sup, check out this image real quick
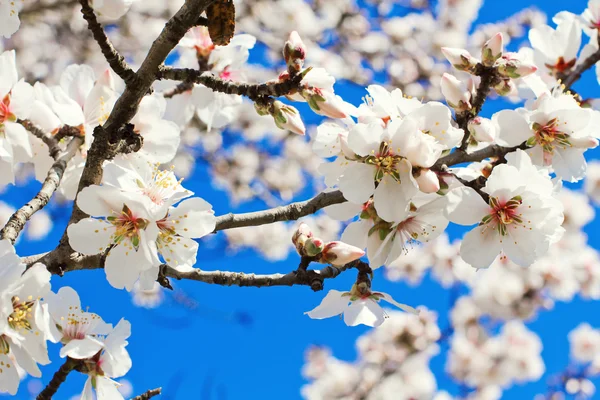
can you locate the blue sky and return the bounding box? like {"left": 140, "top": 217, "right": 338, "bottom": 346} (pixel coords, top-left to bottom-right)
{"left": 5, "top": 0, "right": 600, "bottom": 398}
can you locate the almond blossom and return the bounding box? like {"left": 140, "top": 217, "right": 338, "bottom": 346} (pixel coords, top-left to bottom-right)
{"left": 79, "top": 319, "right": 132, "bottom": 400}
{"left": 305, "top": 284, "right": 417, "bottom": 327}
{"left": 446, "top": 151, "right": 564, "bottom": 269}
{"left": 44, "top": 287, "right": 113, "bottom": 360}
{"left": 494, "top": 89, "right": 598, "bottom": 181}
{"left": 529, "top": 17, "right": 582, "bottom": 76}
{"left": 67, "top": 185, "right": 161, "bottom": 291}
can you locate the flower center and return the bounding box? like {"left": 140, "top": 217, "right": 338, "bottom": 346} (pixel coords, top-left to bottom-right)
{"left": 7, "top": 296, "right": 34, "bottom": 332}
{"left": 107, "top": 204, "right": 148, "bottom": 249}
{"left": 0, "top": 94, "right": 15, "bottom": 126}
{"left": 545, "top": 56, "right": 576, "bottom": 74}
{"left": 60, "top": 306, "right": 98, "bottom": 341}
{"left": 140, "top": 166, "right": 183, "bottom": 206}
{"left": 363, "top": 142, "right": 403, "bottom": 182}
{"left": 529, "top": 118, "right": 571, "bottom": 164}
{"left": 481, "top": 195, "right": 523, "bottom": 236}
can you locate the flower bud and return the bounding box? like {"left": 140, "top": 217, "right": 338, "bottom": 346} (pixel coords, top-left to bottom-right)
{"left": 414, "top": 169, "right": 440, "bottom": 193}
{"left": 468, "top": 117, "right": 496, "bottom": 142}
{"left": 302, "top": 87, "right": 348, "bottom": 119}
{"left": 497, "top": 54, "right": 538, "bottom": 79}
{"left": 441, "top": 47, "right": 479, "bottom": 73}
{"left": 292, "top": 222, "right": 313, "bottom": 246}
{"left": 441, "top": 73, "right": 471, "bottom": 111}
{"left": 320, "top": 241, "right": 365, "bottom": 266}
{"left": 304, "top": 237, "right": 325, "bottom": 257}
{"left": 271, "top": 101, "right": 306, "bottom": 135}
{"left": 482, "top": 32, "right": 503, "bottom": 66}
{"left": 283, "top": 31, "right": 307, "bottom": 74}
{"left": 493, "top": 78, "right": 516, "bottom": 96}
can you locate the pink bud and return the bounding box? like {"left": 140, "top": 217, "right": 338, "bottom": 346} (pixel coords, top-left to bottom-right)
{"left": 414, "top": 169, "right": 440, "bottom": 193}
{"left": 468, "top": 117, "right": 496, "bottom": 142}
{"left": 272, "top": 101, "right": 306, "bottom": 135}
{"left": 292, "top": 222, "right": 313, "bottom": 245}
{"left": 320, "top": 241, "right": 365, "bottom": 266}
{"left": 497, "top": 54, "right": 538, "bottom": 79}
{"left": 302, "top": 88, "right": 348, "bottom": 119}
{"left": 441, "top": 73, "right": 471, "bottom": 111}
{"left": 441, "top": 47, "right": 479, "bottom": 72}
{"left": 283, "top": 31, "right": 307, "bottom": 73}
{"left": 482, "top": 32, "right": 504, "bottom": 66}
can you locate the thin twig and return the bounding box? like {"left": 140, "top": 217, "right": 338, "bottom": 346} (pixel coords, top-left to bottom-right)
{"left": 562, "top": 47, "right": 600, "bottom": 89}
{"left": 79, "top": 0, "right": 137, "bottom": 85}
{"left": 131, "top": 387, "right": 162, "bottom": 400}
{"left": 36, "top": 357, "right": 80, "bottom": 400}
{"left": 0, "top": 137, "right": 83, "bottom": 244}
{"left": 157, "top": 66, "right": 304, "bottom": 100}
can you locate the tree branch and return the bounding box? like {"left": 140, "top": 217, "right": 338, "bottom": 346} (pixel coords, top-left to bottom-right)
{"left": 457, "top": 65, "right": 499, "bottom": 151}
{"left": 79, "top": 0, "right": 136, "bottom": 85}
{"left": 157, "top": 66, "right": 304, "bottom": 100}
{"left": 432, "top": 141, "right": 529, "bottom": 170}
{"left": 214, "top": 190, "right": 346, "bottom": 232}
{"left": 0, "top": 137, "right": 83, "bottom": 244}
{"left": 131, "top": 387, "right": 162, "bottom": 400}
{"left": 36, "top": 357, "right": 81, "bottom": 400}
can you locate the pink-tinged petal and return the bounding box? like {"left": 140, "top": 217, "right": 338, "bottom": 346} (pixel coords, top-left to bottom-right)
{"left": 343, "top": 299, "right": 385, "bottom": 327}
{"left": 67, "top": 219, "right": 113, "bottom": 255}
{"left": 460, "top": 225, "right": 502, "bottom": 269}
{"left": 379, "top": 293, "right": 418, "bottom": 314}
{"left": 59, "top": 337, "right": 104, "bottom": 359}
{"left": 446, "top": 186, "right": 490, "bottom": 225}
{"left": 169, "top": 197, "right": 216, "bottom": 238}
{"left": 0, "top": 354, "right": 19, "bottom": 394}
{"left": 347, "top": 122, "right": 382, "bottom": 156}
{"left": 338, "top": 163, "right": 375, "bottom": 204}
{"left": 305, "top": 290, "right": 349, "bottom": 319}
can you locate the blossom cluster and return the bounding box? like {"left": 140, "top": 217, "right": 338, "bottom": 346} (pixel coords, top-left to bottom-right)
{"left": 0, "top": 240, "right": 132, "bottom": 398}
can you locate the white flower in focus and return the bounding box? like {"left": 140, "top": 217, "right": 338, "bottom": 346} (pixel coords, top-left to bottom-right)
{"left": 44, "top": 287, "right": 113, "bottom": 359}
{"left": 305, "top": 285, "right": 417, "bottom": 327}
{"left": 67, "top": 185, "right": 161, "bottom": 291}
{"left": 446, "top": 151, "right": 564, "bottom": 269}
{"left": 80, "top": 319, "right": 132, "bottom": 400}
